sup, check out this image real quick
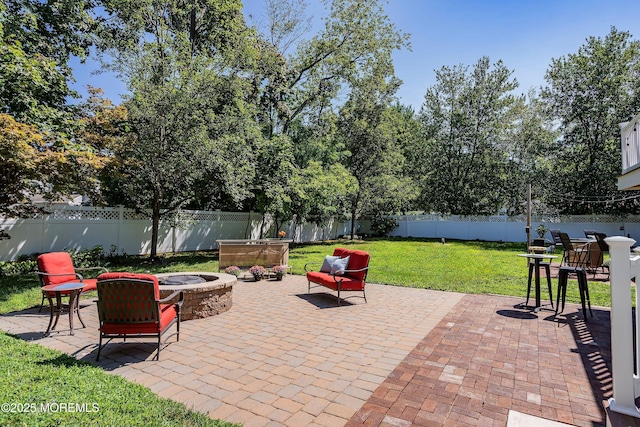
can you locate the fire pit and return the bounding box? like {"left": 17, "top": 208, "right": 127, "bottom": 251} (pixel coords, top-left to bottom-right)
{"left": 155, "top": 272, "right": 235, "bottom": 320}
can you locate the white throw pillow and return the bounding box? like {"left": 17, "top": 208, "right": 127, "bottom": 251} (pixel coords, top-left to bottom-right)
{"left": 320, "top": 255, "right": 341, "bottom": 273}
{"left": 330, "top": 256, "right": 350, "bottom": 275}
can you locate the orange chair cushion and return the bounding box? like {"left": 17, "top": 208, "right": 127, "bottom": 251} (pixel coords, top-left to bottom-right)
{"left": 100, "top": 303, "right": 177, "bottom": 335}
{"left": 97, "top": 272, "right": 160, "bottom": 299}
{"left": 37, "top": 252, "right": 77, "bottom": 286}
{"left": 306, "top": 271, "right": 365, "bottom": 291}
{"left": 333, "top": 247, "right": 351, "bottom": 259}
{"left": 344, "top": 250, "right": 370, "bottom": 281}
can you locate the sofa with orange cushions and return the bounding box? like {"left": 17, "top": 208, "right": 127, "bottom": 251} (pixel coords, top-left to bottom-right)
{"left": 304, "top": 248, "right": 370, "bottom": 306}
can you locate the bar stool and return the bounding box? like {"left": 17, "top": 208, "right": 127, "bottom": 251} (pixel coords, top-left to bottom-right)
{"left": 556, "top": 265, "right": 593, "bottom": 320}
{"left": 526, "top": 259, "right": 553, "bottom": 307}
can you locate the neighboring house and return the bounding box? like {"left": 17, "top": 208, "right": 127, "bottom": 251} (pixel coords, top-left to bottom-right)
{"left": 618, "top": 112, "right": 640, "bottom": 191}
{"left": 30, "top": 193, "right": 85, "bottom": 208}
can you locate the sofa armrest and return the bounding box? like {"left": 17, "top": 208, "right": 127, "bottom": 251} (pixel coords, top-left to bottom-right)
{"left": 331, "top": 266, "right": 369, "bottom": 283}
{"left": 35, "top": 271, "right": 84, "bottom": 281}
{"left": 341, "top": 266, "right": 369, "bottom": 274}
{"left": 304, "top": 262, "right": 322, "bottom": 273}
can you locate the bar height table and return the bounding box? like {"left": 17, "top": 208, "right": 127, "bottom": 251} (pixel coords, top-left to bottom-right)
{"left": 517, "top": 253, "right": 557, "bottom": 311}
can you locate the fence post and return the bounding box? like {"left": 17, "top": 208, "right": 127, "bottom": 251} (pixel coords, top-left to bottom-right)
{"left": 606, "top": 236, "right": 640, "bottom": 418}
{"left": 118, "top": 205, "right": 123, "bottom": 253}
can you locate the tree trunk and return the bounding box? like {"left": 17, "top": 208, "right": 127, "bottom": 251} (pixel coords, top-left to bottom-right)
{"left": 350, "top": 194, "right": 360, "bottom": 240}
{"left": 150, "top": 191, "right": 160, "bottom": 259}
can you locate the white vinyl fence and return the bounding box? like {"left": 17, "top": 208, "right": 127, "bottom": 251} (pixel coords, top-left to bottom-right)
{"left": 0, "top": 206, "right": 349, "bottom": 261}
{"left": 385, "top": 214, "right": 640, "bottom": 243}
{"left": 2, "top": 206, "right": 640, "bottom": 261}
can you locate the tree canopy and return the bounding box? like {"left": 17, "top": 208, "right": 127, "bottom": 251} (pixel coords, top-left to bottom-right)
{"left": 3, "top": 1, "right": 640, "bottom": 247}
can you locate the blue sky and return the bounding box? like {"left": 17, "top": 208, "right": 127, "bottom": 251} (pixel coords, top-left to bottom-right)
{"left": 70, "top": 0, "right": 640, "bottom": 110}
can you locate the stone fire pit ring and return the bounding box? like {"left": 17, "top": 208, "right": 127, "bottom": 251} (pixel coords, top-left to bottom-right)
{"left": 155, "top": 272, "right": 235, "bottom": 321}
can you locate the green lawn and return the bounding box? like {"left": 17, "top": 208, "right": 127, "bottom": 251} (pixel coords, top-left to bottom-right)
{"left": 0, "top": 237, "right": 617, "bottom": 426}
{"left": 287, "top": 238, "right": 614, "bottom": 308}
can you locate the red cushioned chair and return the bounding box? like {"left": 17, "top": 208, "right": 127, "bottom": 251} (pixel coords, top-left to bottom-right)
{"left": 36, "top": 252, "right": 107, "bottom": 312}
{"left": 95, "top": 272, "right": 183, "bottom": 361}
{"left": 305, "top": 248, "right": 370, "bottom": 306}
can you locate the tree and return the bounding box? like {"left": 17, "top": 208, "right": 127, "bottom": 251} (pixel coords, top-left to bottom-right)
{"left": 97, "top": 0, "right": 258, "bottom": 257}
{"left": 541, "top": 27, "right": 640, "bottom": 214}
{"left": 291, "top": 160, "right": 357, "bottom": 229}
{"left": 417, "top": 57, "right": 521, "bottom": 215}
{"left": 247, "top": 0, "right": 410, "bottom": 233}
{"left": 253, "top": 0, "right": 410, "bottom": 137}
{"left": 0, "top": 0, "right": 97, "bottom": 129}
{"left": 338, "top": 55, "right": 408, "bottom": 238}
{"left": 500, "top": 90, "right": 557, "bottom": 215}
{"left": 0, "top": 0, "right": 110, "bottom": 216}
{"left": 0, "top": 114, "right": 49, "bottom": 215}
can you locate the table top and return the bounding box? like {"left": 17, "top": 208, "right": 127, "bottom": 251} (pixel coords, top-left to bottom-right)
{"left": 518, "top": 253, "right": 558, "bottom": 259}
{"left": 42, "top": 282, "right": 85, "bottom": 292}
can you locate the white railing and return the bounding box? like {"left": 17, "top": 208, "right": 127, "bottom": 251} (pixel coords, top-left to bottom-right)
{"left": 606, "top": 236, "right": 640, "bottom": 418}
{"left": 621, "top": 116, "right": 640, "bottom": 174}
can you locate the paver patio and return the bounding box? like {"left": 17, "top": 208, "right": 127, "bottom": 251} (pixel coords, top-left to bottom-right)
{"left": 0, "top": 274, "right": 611, "bottom": 426}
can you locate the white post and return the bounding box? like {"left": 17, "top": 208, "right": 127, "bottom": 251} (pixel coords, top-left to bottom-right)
{"left": 606, "top": 236, "right": 640, "bottom": 418}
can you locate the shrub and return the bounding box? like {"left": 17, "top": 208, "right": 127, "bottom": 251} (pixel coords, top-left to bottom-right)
{"left": 68, "top": 245, "right": 106, "bottom": 268}
{"left": 0, "top": 259, "right": 37, "bottom": 276}
{"left": 370, "top": 215, "right": 399, "bottom": 237}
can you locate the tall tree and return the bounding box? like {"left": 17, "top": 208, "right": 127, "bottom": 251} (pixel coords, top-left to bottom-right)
{"left": 338, "top": 56, "right": 407, "bottom": 238}
{"left": 417, "top": 57, "right": 521, "bottom": 215}
{"left": 541, "top": 27, "right": 640, "bottom": 214}
{"left": 247, "top": 0, "right": 410, "bottom": 232}
{"left": 98, "top": 0, "right": 259, "bottom": 257}
{"left": 500, "top": 90, "right": 557, "bottom": 216}
{"left": 0, "top": 0, "right": 109, "bottom": 215}
{"left": 1, "top": 0, "right": 96, "bottom": 128}
{"left": 254, "top": 0, "right": 410, "bottom": 137}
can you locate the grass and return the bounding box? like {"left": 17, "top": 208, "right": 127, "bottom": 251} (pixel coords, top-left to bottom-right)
{"left": 287, "top": 238, "right": 615, "bottom": 308}
{"left": 0, "top": 332, "right": 236, "bottom": 427}
{"left": 0, "top": 254, "right": 236, "bottom": 427}
{"left": 0, "top": 237, "right": 619, "bottom": 426}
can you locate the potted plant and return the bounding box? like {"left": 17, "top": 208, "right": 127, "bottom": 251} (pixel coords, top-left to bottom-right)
{"left": 536, "top": 224, "right": 548, "bottom": 239}
{"left": 272, "top": 265, "right": 288, "bottom": 281}
{"left": 278, "top": 230, "right": 286, "bottom": 239}
{"left": 224, "top": 266, "right": 241, "bottom": 277}
{"left": 249, "top": 265, "right": 266, "bottom": 281}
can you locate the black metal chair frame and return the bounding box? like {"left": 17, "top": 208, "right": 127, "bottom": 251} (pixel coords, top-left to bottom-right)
{"left": 555, "top": 232, "right": 593, "bottom": 320}
{"left": 96, "top": 278, "right": 183, "bottom": 361}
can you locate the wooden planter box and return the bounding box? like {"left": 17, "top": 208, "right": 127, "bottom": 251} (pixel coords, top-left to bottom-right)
{"left": 217, "top": 239, "right": 292, "bottom": 270}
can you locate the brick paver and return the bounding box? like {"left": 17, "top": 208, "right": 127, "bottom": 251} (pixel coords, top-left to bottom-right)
{"left": 347, "top": 294, "right": 611, "bottom": 427}
{"left": 0, "top": 275, "right": 462, "bottom": 426}
{"left": 0, "top": 275, "right": 612, "bottom": 426}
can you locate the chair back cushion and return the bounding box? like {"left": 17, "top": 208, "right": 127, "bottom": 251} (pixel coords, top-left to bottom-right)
{"left": 332, "top": 247, "right": 351, "bottom": 258}
{"left": 330, "top": 248, "right": 370, "bottom": 281}
{"left": 346, "top": 250, "right": 370, "bottom": 281}
{"left": 96, "top": 273, "right": 161, "bottom": 324}
{"left": 37, "top": 252, "right": 76, "bottom": 286}
{"left": 558, "top": 232, "right": 574, "bottom": 251}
